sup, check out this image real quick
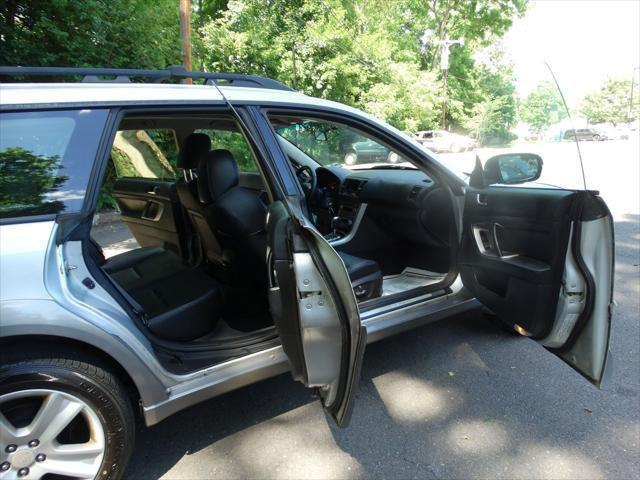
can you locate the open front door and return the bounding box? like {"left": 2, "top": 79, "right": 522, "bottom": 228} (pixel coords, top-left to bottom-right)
{"left": 266, "top": 201, "right": 366, "bottom": 426}
{"left": 460, "top": 178, "right": 614, "bottom": 386}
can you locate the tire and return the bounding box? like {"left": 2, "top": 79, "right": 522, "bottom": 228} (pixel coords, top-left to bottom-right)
{"left": 0, "top": 349, "right": 135, "bottom": 480}
{"left": 593, "top": 134, "right": 601, "bottom": 141}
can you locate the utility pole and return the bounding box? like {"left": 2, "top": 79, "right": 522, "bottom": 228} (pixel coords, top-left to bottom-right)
{"left": 433, "top": 34, "right": 463, "bottom": 130}
{"left": 179, "top": 0, "right": 192, "bottom": 83}
{"left": 291, "top": 45, "right": 298, "bottom": 89}
{"left": 627, "top": 66, "right": 639, "bottom": 127}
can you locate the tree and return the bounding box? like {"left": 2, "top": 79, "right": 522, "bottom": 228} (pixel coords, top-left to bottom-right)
{"left": 197, "top": 0, "right": 527, "bottom": 132}
{"left": 519, "top": 81, "right": 567, "bottom": 133}
{"left": 581, "top": 78, "right": 638, "bottom": 126}
{"left": 0, "top": 0, "right": 181, "bottom": 70}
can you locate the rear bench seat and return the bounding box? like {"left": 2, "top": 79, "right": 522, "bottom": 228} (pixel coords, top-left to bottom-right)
{"left": 102, "top": 247, "right": 223, "bottom": 341}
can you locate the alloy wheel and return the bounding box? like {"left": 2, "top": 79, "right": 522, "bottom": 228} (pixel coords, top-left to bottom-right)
{"left": 0, "top": 389, "right": 105, "bottom": 480}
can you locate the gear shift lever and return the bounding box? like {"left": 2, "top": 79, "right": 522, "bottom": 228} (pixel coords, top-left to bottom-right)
{"left": 331, "top": 216, "right": 341, "bottom": 237}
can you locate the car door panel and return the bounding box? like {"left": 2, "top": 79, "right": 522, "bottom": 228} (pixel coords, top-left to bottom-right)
{"left": 266, "top": 200, "right": 365, "bottom": 426}
{"left": 112, "top": 177, "right": 185, "bottom": 256}
{"left": 461, "top": 186, "right": 613, "bottom": 385}
{"left": 460, "top": 186, "right": 576, "bottom": 338}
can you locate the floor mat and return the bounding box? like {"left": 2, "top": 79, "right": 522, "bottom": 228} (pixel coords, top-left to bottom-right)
{"left": 382, "top": 267, "right": 446, "bottom": 296}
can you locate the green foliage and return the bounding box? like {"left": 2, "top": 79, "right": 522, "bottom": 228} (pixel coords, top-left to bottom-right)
{"left": 463, "top": 46, "right": 518, "bottom": 145}
{"left": 197, "top": 0, "right": 527, "bottom": 133}
{"left": 519, "top": 81, "right": 568, "bottom": 133}
{"left": 196, "top": 130, "right": 257, "bottom": 172}
{"left": 581, "top": 78, "right": 638, "bottom": 126}
{"left": 0, "top": 0, "right": 181, "bottom": 69}
{"left": 0, "top": 147, "right": 67, "bottom": 217}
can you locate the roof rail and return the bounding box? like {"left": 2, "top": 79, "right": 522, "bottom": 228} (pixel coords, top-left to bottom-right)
{"left": 0, "top": 66, "right": 295, "bottom": 92}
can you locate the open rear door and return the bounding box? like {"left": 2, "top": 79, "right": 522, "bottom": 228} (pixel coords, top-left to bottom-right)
{"left": 460, "top": 183, "right": 614, "bottom": 386}
{"left": 266, "top": 201, "right": 366, "bottom": 425}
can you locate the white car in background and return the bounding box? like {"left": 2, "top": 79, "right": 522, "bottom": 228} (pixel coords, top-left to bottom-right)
{"left": 414, "top": 130, "right": 476, "bottom": 153}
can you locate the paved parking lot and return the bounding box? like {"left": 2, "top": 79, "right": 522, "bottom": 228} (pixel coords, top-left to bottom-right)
{"left": 125, "top": 140, "right": 639, "bottom": 479}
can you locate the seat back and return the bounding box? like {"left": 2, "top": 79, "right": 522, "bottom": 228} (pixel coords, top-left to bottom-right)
{"left": 176, "top": 133, "right": 227, "bottom": 265}
{"left": 198, "top": 149, "right": 268, "bottom": 286}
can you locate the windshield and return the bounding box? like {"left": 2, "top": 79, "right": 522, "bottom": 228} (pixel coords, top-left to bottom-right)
{"left": 275, "top": 118, "right": 413, "bottom": 169}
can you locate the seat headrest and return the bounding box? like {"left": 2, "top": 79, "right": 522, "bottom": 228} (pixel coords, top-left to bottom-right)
{"left": 178, "top": 133, "right": 211, "bottom": 169}
{"left": 197, "top": 149, "right": 239, "bottom": 203}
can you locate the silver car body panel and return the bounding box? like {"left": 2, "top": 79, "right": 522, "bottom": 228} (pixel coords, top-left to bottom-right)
{"left": 0, "top": 219, "right": 477, "bottom": 426}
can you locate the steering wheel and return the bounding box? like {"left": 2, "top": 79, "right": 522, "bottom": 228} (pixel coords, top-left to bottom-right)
{"left": 295, "top": 165, "right": 317, "bottom": 200}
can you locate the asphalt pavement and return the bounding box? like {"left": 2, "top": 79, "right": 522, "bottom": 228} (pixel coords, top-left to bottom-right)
{"left": 124, "top": 140, "right": 639, "bottom": 479}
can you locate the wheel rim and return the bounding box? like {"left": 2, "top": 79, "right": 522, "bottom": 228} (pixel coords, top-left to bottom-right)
{"left": 0, "top": 389, "right": 105, "bottom": 480}
{"left": 344, "top": 152, "right": 357, "bottom": 165}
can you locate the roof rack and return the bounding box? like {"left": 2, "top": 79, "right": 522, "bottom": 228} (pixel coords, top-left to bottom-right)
{"left": 0, "top": 66, "right": 295, "bottom": 92}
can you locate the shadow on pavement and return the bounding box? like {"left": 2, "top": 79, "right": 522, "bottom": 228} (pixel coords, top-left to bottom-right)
{"left": 126, "top": 214, "right": 639, "bottom": 479}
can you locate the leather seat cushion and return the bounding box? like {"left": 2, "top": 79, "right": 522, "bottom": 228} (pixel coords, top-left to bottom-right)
{"left": 103, "top": 246, "right": 185, "bottom": 292}
{"left": 338, "top": 251, "right": 381, "bottom": 282}
{"left": 103, "top": 246, "right": 223, "bottom": 341}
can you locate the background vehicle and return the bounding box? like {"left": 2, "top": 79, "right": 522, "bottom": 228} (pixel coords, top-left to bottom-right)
{"left": 0, "top": 66, "right": 614, "bottom": 480}
{"left": 563, "top": 128, "right": 607, "bottom": 141}
{"left": 414, "top": 130, "right": 476, "bottom": 152}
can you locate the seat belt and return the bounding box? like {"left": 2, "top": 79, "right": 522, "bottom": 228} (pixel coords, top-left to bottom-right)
{"left": 108, "top": 278, "right": 149, "bottom": 325}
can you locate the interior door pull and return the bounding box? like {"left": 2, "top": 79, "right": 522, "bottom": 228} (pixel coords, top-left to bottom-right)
{"left": 476, "top": 194, "right": 488, "bottom": 206}
{"left": 147, "top": 186, "right": 159, "bottom": 195}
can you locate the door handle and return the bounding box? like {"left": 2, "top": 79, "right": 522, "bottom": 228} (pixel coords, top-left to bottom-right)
{"left": 472, "top": 222, "right": 510, "bottom": 258}
{"left": 476, "top": 193, "right": 488, "bottom": 206}
{"left": 147, "top": 186, "right": 159, "bottom": 195}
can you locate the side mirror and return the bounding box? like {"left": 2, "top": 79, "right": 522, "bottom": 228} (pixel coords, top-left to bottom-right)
{"left": 482, "top": 153, "right": 543, "bottom": 185}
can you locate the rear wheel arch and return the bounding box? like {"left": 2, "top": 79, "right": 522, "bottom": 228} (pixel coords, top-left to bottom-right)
{"left": 0, "top": 335, "right": 141, "bottom": 412}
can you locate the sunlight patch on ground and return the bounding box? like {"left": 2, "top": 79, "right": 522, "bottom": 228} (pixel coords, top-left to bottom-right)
{"left": 372, "top": 370, "right": 462, "bottom": 424}
{"left": 160, "top": 402, "right": 363, "bottom": 480}
{"left": 497, "top": 443, "right": 605, "bottom": 479}
{"left": 447, "top": 420, "right": 510, "bottom": 455}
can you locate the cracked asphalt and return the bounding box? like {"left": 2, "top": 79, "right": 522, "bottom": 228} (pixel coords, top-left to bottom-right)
{"left": 124, "top": 141, "right": 639, "bottom": 479}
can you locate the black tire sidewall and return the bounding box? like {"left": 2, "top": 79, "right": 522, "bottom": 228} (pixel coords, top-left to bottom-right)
{"left": 0, "top": 363, "right": 133, "bottom": 480}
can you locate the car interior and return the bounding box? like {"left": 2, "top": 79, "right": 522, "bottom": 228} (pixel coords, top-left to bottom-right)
{"left": 88, "top": 112, "right": 457, "bottom": 370}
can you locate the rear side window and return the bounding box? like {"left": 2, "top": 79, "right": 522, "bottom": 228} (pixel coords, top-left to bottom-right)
{"left": 111, "top": 129, "right": 178, "bottom": 180}
{"left": 0, "top": 109, "right": 109, "bottom": 220}
{"left": 195, "top": 129, "right": 258, "bottom": 172}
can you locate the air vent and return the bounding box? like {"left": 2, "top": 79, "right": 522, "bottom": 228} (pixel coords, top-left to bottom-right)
{"left": 342, "top": 178, "right": 368, "bottom": 197}
{"left": 409, "top": 185, "right": 423, "bottom": 199}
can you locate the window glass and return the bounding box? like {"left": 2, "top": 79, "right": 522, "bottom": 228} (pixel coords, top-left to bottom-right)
{"left": 0, "top": 109, "right": 109, "bottom": 219}
{"left": 194, "top": 129, "right": 257, "bottom": 172}
{"left": 111, "top": 129, "right": 178, "bottom": 180}
{"left": 272, "top": 118, "right": 408, "bottom": 169}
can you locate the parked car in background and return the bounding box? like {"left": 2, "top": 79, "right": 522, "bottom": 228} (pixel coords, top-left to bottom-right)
{"left": 414, "top": 130, "right": 476, "bottom": 153}
{"left": 342, "top": 137, "right": 398, "bottom": 165}
{"left": 563, "top": 128, "right": 607, "bottom": 141}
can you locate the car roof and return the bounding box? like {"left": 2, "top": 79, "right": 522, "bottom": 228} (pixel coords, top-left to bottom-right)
{"left": 0, "top": 82, "right": 348, "bottom": 111}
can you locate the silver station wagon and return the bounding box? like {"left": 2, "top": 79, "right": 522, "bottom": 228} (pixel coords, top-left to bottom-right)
{"left": 0, "top": 66, "right": 614, "bottom": 480}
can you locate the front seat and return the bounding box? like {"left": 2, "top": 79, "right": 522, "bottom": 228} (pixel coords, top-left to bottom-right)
{"left": 176, "top": 133, "right": 230, "bottom": 268}
{"left": 337, "top": 251, "right": 383, "bottom": 301}
{"left": 198, "top": 149, "right": 383, "bottom": 300}
{"left": 198, "top": 149, "right": 268, "bottom": 286}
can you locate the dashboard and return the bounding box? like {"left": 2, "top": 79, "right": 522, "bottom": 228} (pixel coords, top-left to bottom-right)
{"left": 312, "top": 165, "right": 451, "bottom": 249}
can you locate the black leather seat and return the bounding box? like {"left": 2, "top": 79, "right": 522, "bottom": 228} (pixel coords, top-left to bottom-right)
{"left": 196, "top": 149, "right": 383, "bottom": 298}
{"left": 176, "top": 133, "right": 228, "bottom": 266}
{"left": 198, "top": 149, "right": 268, "bottom": 286}
{"left": 337, "top": 251, "right": 383, "bottom": 301}
{"left": 103, "top": 247, "right": 223, "bottom": 341}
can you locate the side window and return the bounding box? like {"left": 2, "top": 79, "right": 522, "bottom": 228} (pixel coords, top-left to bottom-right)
{"left": 0, "top": 109, "right": 109, "bottom": 219}
{"left": 195, "top": 129, "right": 257, "bottom": 172}
{"left": 273, "top": 117, "right": 406, "bottom": 167}
{"left": 111, "top": 129, "right": 178, "bottom": 180}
